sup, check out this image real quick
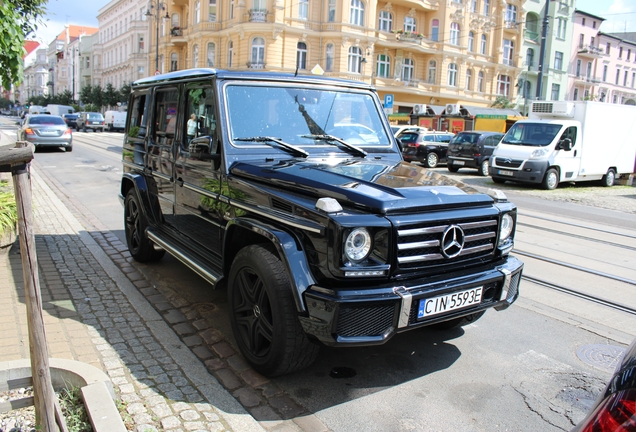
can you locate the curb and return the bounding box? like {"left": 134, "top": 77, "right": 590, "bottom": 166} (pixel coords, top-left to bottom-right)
{"left": 0, "top": 358, "right": 125, "bottom": 431}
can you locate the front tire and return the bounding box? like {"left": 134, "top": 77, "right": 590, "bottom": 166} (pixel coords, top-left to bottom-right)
{"left": 124, "top": 190, "right": 165, "bottom": 262}
{"left": 228, "top": 244, "right": 319, "bottom": 376}
{"left": 542, "top": 168, "right": 559, "bottom": 190}
{"left": 602, "top": 169, "right": 616, "bottom": 187}
{"left": 492, "top": 177, "right": 506, "bottom": 184}
{"left": 447, "top": 165, "right": 459, "bottom": 173}
{"left": 479, "top": 159, "right": 489, "bottom": 177}
{"left": 426, "top": 152, "right": 439, "bottom": 168}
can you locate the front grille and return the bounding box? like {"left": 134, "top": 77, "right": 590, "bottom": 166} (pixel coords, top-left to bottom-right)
{"left": 396, "top": 217, "right": 498, "bottom": 271}
{"left": 495, "top": 157, "right": 523, "bottom": 168}
{"left": 506, "top": 271, "right": 521, "bottom": 301}
{"left": 336, "top": 303, "right": 395, "bottom": 337}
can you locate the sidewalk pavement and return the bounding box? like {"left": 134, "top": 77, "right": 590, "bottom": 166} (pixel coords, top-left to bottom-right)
{"left": 0, "top": 134, "right": 263, "bottom": 430}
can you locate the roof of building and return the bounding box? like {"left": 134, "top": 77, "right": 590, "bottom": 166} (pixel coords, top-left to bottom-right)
{"left": 23, "top": 40, "right": 40, "bottom": 58}
{"left": 54, "top": 25, "right": 99, "bottom": 44}
{"left": 574, "top": 9, "right": 606, "bottom": 22}
{"left": 606, "top": 32, "right": 636, "bottom": 43}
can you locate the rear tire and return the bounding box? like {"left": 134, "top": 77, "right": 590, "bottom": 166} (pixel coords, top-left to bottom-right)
{"left": 479, "top": 159, "right": 489, "bottom": 177}
{"left": 82, "top": 125, "right": 86, "bottom": 132}
{"left": 228, "top": 244, "right": 320, "bottom": 376}
{"left": 124, "top": 190, "right": 165, "bottom": 262}
{"left": 542, "top": 168, "right": 559, "bottom": 190}
{"left": 447, "top": 165, "right": 459, "bottom": 173}
{"left": 426, "top": 152, "right": 439, "bottom": 168}
{"left": 431, "top": 311, "right": 486, "bottom": 330}
{"left": 66, "top": 145, "right": 73, "bottom": 152}
{"left": 602, "top": 169, "right": 616, "bottom": 187}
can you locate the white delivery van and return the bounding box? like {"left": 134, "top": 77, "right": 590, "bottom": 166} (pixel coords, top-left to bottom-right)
{"left": 104, "top": 110, "right": 127, "bottom": 132}
{"left": 28, "top": 105, "right": 45, "bottom": 114}
{"left": 45, "top": 104, "right": 75, "bottom": 116}
{"left": 489, "top": 101, "right": 636, "bottom": 189}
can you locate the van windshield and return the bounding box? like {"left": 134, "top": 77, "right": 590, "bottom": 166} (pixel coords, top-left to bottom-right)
{"left": 225, "top": 83, "right": 390, "bottom": 148}
{"left": 502, "top": 123, "right": 562, "bottom": 146}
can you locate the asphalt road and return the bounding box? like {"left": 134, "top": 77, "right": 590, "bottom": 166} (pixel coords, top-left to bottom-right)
{"left": 3, "top": 121, "right": 634, "bottom": 431}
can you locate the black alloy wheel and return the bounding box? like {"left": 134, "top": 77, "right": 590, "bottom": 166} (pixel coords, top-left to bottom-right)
{"left": 124, "top": 190, "right": 165, "bottom": 262}
{"left": 228, "top": 244, "right": 319, "bottom": 376}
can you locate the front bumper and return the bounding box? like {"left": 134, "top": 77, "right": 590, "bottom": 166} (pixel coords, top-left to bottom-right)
{"left": 299, "top": 256, "right": 523, "bottom": 346}
{"left": 489, "top": 160, "right": 549, "bottom": 184}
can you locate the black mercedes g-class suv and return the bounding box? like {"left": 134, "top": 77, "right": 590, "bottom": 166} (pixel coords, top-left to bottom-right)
{"left": 120, "top": 69, "right": 523, "bottom": 376}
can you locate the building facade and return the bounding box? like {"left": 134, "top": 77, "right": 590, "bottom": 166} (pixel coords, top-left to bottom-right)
{"left": 20, "top": 47, "right": 49, "bottom": 103}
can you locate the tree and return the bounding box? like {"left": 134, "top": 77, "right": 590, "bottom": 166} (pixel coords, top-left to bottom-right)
{"left": 89, "top": 85, "right": 104, "bottom": 109}
{"left": 0, "top": 0, "right": 46, "bottom": 88}
{"left": 55, "top": 90, "right": 74, "bottom": 105}
{"left": 103, "top": 83, "right": 119, "bottom": 108}
{"left": 119, "top": 83, "right": 131, "bottom": 104}
{"left": 79, "top": 84, "right": 93, "bottom": 106}
{"left": 491, "top": 96, "right": 514, "bottom": 109}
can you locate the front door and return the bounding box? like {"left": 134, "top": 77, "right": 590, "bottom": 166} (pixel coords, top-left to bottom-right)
{"left": 553, "top": 126, "right": 581, "bottom": 181}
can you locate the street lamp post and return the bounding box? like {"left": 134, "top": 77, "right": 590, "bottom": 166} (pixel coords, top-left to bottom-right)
{"left": 145, "top": 1, "right": 169, "bottom": 75}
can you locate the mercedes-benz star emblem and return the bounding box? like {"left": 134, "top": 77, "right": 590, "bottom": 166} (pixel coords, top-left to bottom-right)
{"left": 441, "top": 225, "right": 465, "bottom": 258}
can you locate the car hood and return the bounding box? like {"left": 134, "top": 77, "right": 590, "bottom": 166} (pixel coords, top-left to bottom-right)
{"left": 230, "top": 159, "right": 494, "bottom": 214}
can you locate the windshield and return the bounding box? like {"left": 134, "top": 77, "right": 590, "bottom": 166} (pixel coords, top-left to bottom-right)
{"left": 225, "top": 84, "right": 391, "bottom": 148}
{"left": 502, "top": 123, "right": 562, "bottom": 146}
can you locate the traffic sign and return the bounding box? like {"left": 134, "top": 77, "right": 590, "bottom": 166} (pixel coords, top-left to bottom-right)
{"left": 384, "top": 94, "right": 394, "bottom": 109}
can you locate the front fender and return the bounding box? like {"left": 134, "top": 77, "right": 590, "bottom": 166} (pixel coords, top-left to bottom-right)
{"left": 226, "top": 218, "right": 316, "bottom": 313}
{"left": 120, "top": 172, "right": 161, "bottom": 226}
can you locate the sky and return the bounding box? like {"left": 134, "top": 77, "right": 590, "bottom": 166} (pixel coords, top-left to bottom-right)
{"left": 28, "top": 0, "right": 636, "bottom": 45}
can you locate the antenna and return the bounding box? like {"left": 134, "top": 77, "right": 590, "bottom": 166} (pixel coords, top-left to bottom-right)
{"left": 295, "top": 65, "right": 299, "bottom": 77}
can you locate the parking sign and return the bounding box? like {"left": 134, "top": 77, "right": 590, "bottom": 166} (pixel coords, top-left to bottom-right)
{"left": 384, "top": 94, "right": 394, "bottom": 109}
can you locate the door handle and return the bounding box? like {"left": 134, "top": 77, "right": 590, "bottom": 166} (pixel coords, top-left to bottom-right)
{"left": 574, "top": 150, "right": 577, "bottom": 157}
{"left": 176, "top": 177, "right": 184, "bottom": 187}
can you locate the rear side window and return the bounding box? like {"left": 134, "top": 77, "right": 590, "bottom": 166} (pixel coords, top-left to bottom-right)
{"left": 153, "top": 88, "right": 179, "bottom": 145}
{"left": 398, "top": 133, "right": 418, "bottom": 144}
{"left": 423, "top": 135, "right": 436, "bottom": 141}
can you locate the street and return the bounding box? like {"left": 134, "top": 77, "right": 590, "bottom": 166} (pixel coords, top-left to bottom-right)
{"left": 2, "top": 120, "right": 635, "bottom": 431}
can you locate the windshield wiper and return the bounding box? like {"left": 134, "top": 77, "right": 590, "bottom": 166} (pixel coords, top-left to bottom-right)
{"left": 234, "top": 136, "right": 309, "bottom": 158}
{"left": 301, "top": 134, "right": 367, "bottom": 158}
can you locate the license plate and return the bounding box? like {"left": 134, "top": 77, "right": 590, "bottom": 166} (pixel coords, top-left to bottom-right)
{"left": 92, "top": 122, "right": 101, "bottom": 125}
{"left": 453, "top": 160, "right": 465, "bottom": 166}
{"left": 498, "top": 170, "right": 514, "bottom": 176}
{"left": 40, "top": 130, "right": 57, "bottom": 136}
{"left": 417, "top": 287, "right": 483, "bottom": 319}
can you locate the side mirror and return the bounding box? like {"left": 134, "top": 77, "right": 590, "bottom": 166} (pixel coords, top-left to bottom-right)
{"left": 558, "top": 138, "right": 573, "bottom": 151}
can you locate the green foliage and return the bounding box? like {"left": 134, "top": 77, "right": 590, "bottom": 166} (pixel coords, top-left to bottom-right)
{"left": 82, "top": 103, "right": 100, "bottom": 113}
{"left": 119, "top": 83, "right": 131, "bottom": 104}
{"left": 58, "top": 385, "right": 92, "bottom": 432}
{"left": 89, "top": 85, "right": 104, "bottom": 109}
{"left": 491, "top": 96, "right": 514, "bottom": 109}
{"left": 0, "top": 97, "right": 11, "bottom": 109}
{"left": 79, "top": 84, "right": 93, "bottom": 105}
{"left": 0, "top": 187, "right": 18, "bottom": 236}
{"left": 0, "top": 0, "right": 47, "bottom": 88}
{"left": 103, "top": 83, "right": 119, "bottom": 107}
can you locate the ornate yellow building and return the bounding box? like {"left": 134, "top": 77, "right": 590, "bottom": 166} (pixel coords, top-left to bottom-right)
{"left": 152, "top": 0, "right": 524, "bottom": 117}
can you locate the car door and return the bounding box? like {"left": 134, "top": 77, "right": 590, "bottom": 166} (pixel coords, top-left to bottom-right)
{"left": 147, "top": 86, "right": 180, "bottom": 228}
{"left": 553, "top": 126, "right": 581, "bottom": 181}
{"left": 174, "top": 82, "right": 223, "bottom": 261}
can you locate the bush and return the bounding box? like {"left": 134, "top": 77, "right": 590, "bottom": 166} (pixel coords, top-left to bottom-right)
{"left": 0, "top": 181, "right": 17, "bottom": 236}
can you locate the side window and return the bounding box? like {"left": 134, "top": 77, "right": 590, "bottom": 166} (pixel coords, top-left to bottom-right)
{"left": 153, "top": 88, "right": 179, "bottom": 146}
{"left": 560, "top": 126, "right": 577, "bottom": 147}
{"left": 128, "top": 94, "right": 148, "bottom": 137}
{"left": 185, "top": 85, "right": 217, "bottom": 149}
{"left": 423, "top": 135, "right": 435, "bottom": 141}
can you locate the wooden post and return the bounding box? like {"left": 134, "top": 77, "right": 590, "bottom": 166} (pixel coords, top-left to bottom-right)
{"left": 1, "top": 142, "right": 60, "bottom": 431}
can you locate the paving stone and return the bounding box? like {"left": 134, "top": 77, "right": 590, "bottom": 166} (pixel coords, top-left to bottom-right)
{"left": 183, "top": 421, "right": 205, "bottom": 431}
{"left": 192, "top": 345, "right": 214, "bottom": 360}
{"left": 268, "top": 394, "right": 307, "bottom": 418}
{"left": 163, "top": 309, "right": 187, "bottom": 324}
{"left": 211, "top": 342, "right": 235, "bottom": 359}
{"left": 214, "top": 369, "right": 242, "bottom": 390}
{"left": 199, "top": 328, "right": 223, "bottom": 345}
{"left": 180, "top": 410, "right": 201, "bottom": 421}
{"left": 127, "top": 402, "right": 147, "bottom": 415}
{"left": 151, "top": 403, "right": 174, "bottom": 418}
{"left": 191, "top": 319, "right": 210, "bottom": 331}
{"left": 232, "top": 387, "right": 262, "bottom": 408}
{"left": 161, "top": 416, "right": 182, "bottom": 429}
{"left": 293, "top": 415, "right": 329, "bottom": 432}
{"left": 249, "top": 405, "right": 283, "bottom": 422}
{"left": 204, "top": 358, "right": 225, "bottom": 371}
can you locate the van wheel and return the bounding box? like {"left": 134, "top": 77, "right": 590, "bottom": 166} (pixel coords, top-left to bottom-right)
{"left": 492, "top": 177, "right": 506, "bottom": 184}
{"left": 228, "top": 244, "right": 320, "bottom": 377}
{"left": 479, "top": 160, "right": 490, "bottom": 176}
{"left": 431, "top": 311, "right": 485, "bottom": 330}
{"left": 447, "top": 165, "right": 459, "bottom": 173}
{"left": 542, "top": 168, "right": 559, "bottom": 190}
{"left": 426, "top": 152, "right": 439, "bottom": 168}
{"left": 602, "top": 169, "right": 616, "bottom": 187}
{"left": 124, "top": 190, "right": 165, "bottom": 262}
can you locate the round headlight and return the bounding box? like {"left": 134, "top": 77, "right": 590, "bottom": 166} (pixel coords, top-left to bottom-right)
{"left": 344, "top": 228, "right": 372, "bottom": 262}
{"left": 499, "top": 213, "right": 514, "bottom": 243}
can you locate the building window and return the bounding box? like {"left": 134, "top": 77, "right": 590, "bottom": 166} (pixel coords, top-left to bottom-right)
{"left": 616, "top": 68, "right": 620, "bottom": 85}
{"left": 505, "top": 4, "right": 517, "bottom": 23}
{"left": 172, "top": 13, "right": 179, "bottom": 27}
{"left": 326, "top": 43, "right": 334, "bottom": 71}
{"left": 480, "top": 34, "right": 487, "bottom": 55}
{"left": 606, "top": 43, "right": 611, "bottom": 55}
{"left": 586, "top": 62, "right": 592, "bottom": 79}
{"left": 613, "top": 94, "right": 618, "bottom": 104}
{"left": 428, "top": 60, "right": 436, "bottom": 84}
{"left": 483, "top": 0, "right": 489, "bottom": 15}
{"left": 624, "top": 70, "right": 629, "bottom": 86}
{"left": 478, "top": 71, "right": 484, "bottom": 92}
{"left": 376, "top": 54, "right": 390, "bottom": 78}
{"left": 465, "top": 69, "right": 472, "bottom": 90}
{"left": 296, "top": 42, "right": 307, "bottom": 69}
{"left": 348, "top": 46, "right": 363, "bottom": 73}
{"left": 228, "top": 40, "right": 233, "bottom": 67}
{"left": 468, "top": 31, "right": 474, "bottom": 52}
{"left": 230, "top": 0, "right": 234, "bottom": 19}
{"left": 402, "top": 58, "right": 414, "bottom": 81}
{"left": 525, "top": 48, "right": 534, "bottom": 68}
{"left": 619, "top": 47, "right": 623, "bottom": 58}
{"left": 575, "top": 59, "right": 581, "bottom": 77}
{"left": 556, "top": 18, "right": 566, "bottom": 39}
{"left": 431, "top": 19, "right": 439, "bottom": 41}
{"left": 554, "top": 51, "right": 563, "bottom": 70}
{"left": 582, "top": 18, "right": 586, "bottom": 26}
{"left": 579, "top": 34, "right": 584, "bottom": 48}
{"left": 628, "top": 49, "right": 632, "bottom": 61}
{"left": 470, "top": 0, "right": 477, "bottom": 13}
{"left": 193, "top": 45, "right": 198, "bottom": 67}
{"left": 138, "top": 36, "right": 144, "bottom": 52}
{"left": 497, "top": 74, "right": 511, "bottom": 96}
{"left": 378, "top": 11, "right": 392, "bottom": 32}
{"left": 170, "top": 53, "right": 178, "bottom": 71}
{"left": 299, "top": 0, "right": 308, "bottom": 20}
{"left": 207, "top": 43, "right": 215, "bottom": 67}
{"left": 251, "top": 37, "right": 265, "bottom": 65}
{"left": 447, "top": 63, "right": 457, "bottom": 87}
{"left": 209, "top": 0, "right": 217, "bottom": 21}
{"left": 503, "top": 39, "right": 514, "bottom": 65}
{"left": 350, "top": 0, "right": 364, "bottom": 27}
{"left": 404, "top": 16, "right": 416, "bottom": 33}
{"left": 450, "top": 23, "right": 460, "bottom": 45}
{"left": 603, "top": 65, "right": 608, "bottom": 81}
{"left": 328, "top": 0, "right": 336, "bottom": 22}
{"left": 551, "top": 83, "right": 560, "bottom": 100}
{"left": 573, "top": 88, "right": 579, "bottom": 100}
{"left": 194, "top": 1, "right": 200, "bottom": 23}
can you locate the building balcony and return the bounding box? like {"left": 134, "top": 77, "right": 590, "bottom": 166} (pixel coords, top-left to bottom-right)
{"left": 524, "top": 30, "right": 539, "bottom": 44}
{"left": 504, "top": 21, "right": 519, "bottom": 32}
{"left": 247, "top": 61, "right": 266, "bottom": 69}
{"left": 573, "top": 74, "right": 601, "bottom": 84}
{"left": 249, "top": 9, "right": 267, "bottom": 22}
{"left": 577, "top": 44, "right": 605, "bottom": 58}
{"left": 170, "top": 27, "right": 187, "bottom": 45}
{"left": 380, "top": 0, "right": 438, "bottom": 11}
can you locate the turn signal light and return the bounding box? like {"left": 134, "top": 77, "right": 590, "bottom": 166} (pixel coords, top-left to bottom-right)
{"left": 24, "top": 128, "right": 35, "bottom": 135}
{"left": 581, "top": 389, "right": 636, "bottom": 432}
{"left": 63, "top": 128, "right": 72, "bottom": 135}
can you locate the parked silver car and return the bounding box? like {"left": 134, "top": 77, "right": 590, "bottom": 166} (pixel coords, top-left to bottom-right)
{"left": 16, "top": 114, "right": 73, "bottom": 152}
